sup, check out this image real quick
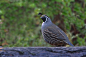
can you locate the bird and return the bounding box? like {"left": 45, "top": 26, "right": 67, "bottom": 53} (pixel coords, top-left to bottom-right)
{"left": 38, "top": 13, "right": 74, "bottom": 47}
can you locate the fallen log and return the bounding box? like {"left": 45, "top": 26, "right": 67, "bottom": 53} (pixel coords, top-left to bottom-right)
{"left": 0, "top": 47, "right": 86, "bottom": 57}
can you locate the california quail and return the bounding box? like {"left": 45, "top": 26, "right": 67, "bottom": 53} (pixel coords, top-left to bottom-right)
{"left": 38, "top": 13, "right": 74, "bottom": 47}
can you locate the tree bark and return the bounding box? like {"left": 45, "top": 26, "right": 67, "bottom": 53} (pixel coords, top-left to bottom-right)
{"left": 0, "top": 47, "right": 86, "bottom": 57}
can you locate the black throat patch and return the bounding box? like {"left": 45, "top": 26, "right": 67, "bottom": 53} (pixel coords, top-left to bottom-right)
{"left": 41, "top": 17, "right": 46, "bottom": 22}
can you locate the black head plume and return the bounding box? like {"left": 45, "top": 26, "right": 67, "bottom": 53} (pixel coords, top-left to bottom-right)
{"left": 38, "top": 13, "right": 43, "bottom": 15}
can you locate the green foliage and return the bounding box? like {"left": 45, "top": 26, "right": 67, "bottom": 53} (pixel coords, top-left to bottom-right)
{"left": 77, "top": 35, "right": 86, "bottom": 46}
{"left": 0, "top": 0, "right": 86, "bottom": 47}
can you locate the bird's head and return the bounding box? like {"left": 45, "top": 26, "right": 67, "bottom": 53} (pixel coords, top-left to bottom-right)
{"left": 38, "top": 13, "right": 51, "bottom": 22}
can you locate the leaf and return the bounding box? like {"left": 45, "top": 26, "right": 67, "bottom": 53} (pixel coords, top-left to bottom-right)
{"left": 29, "top": 3, "right": 36, "bottom": 8}
{"left": 56, "top": 0, "right": 63, "bottom": 2}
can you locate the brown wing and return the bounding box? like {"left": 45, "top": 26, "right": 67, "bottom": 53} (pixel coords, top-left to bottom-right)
{"left": 44, "top": 27, "right": 66, "bottom": 40}
{"left": 43, "top": 27, "right": 67, "bottom": 45}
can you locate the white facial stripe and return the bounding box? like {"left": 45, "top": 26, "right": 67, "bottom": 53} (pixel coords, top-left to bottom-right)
{"left": 45, "top": 16, "right": 49, "bottom": 22}
{"left": 45, "top": 18, "right": 47, "bottom": 22}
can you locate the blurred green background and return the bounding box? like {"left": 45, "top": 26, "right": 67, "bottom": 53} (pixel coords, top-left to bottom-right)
{"left": 0, "top": 0, "right": 86, "bottom": 47}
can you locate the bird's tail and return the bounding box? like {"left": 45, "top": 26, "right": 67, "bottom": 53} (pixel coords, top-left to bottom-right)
{"left": 67, "top": 41, "right": 74, "bottom": 47}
